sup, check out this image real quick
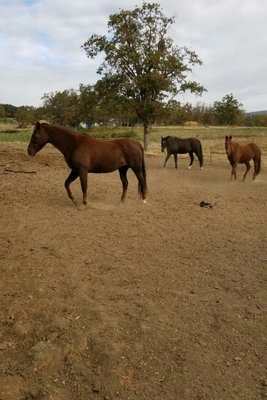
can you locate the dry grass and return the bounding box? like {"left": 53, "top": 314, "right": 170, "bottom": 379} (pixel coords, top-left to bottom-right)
{"left": 149, "top": 126, "right": 267, "bottom": 163}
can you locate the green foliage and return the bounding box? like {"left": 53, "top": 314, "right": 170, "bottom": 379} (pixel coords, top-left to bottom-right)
{"left": 1, "top": 104, "right": 17, "bottom": 118}
{"left": 34, "top": 106, "right": 50, "bottom": 122}
{"left": 79, "top": 84, "right": 99, "bottom": 125}
{"left": 0, "top": 105, "right": 6, "bottom": 119}
{"left": 162, "top": 101, "right": 193, "bottom": 125}
{"left": 15, "top": 106, "right": 36, "bottom": 128}
{"left": 94, "top": 78, "right": 138, "bottom": 125}
{"left": 244, "top": 112, "right": 267, "bottom": 127}
{"left": 190, "top": 103, "right": 215, "bottom": 126}
{"left": 42, "top": 89, "right": 80, "bottom": 127}
{"left": 213, "top": 93, "right": 244, "bottom": 125}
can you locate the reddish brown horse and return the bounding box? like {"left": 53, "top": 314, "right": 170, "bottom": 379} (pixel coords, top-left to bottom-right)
{"left": 225, "top": 136, "right": 261, "bottom": 181}
{"left": 28, "top": 121, "right": 147, "bottom": 205}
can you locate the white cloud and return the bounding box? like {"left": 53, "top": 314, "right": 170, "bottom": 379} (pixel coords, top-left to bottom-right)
{"left": 0, "top": 0, "right": 267, "bottom": 111}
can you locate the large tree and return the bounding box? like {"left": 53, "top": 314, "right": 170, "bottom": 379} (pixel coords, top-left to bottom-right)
{"left": 82, "top": 2, "right": 205, "bottom": 149}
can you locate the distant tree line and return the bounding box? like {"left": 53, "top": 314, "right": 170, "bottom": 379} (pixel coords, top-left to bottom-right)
{"left": 1, "top": 92, "right": 267, "bottom": 129}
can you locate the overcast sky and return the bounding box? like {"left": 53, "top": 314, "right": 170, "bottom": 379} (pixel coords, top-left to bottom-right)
{"left": 1, "top": 0, "right": 266, "bottom": 112}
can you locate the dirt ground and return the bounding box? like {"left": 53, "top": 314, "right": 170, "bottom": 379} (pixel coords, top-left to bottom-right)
{"left": 0, "top": 142, "right": 266, "bottom": 400}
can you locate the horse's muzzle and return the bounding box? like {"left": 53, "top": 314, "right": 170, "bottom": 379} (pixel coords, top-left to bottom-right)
{"left": 27, "top": 145, "right": 36, "bottom": 156}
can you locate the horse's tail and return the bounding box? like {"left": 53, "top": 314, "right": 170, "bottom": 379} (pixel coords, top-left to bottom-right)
{"left": 138, "top": 145, "right": 147, "bottom": 200}
{"left": 255, "top": 151, "right": 261, "bottom": 176}
{"left": 251, "top": 144, "right": 261, "bottom": 177}
{"left": 197, "top": 140, "right": 204, "bottom": 168}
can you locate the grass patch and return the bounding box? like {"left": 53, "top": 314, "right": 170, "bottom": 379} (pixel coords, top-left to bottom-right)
{"left": 0, "top": 131, "right": 31, "bottom": 142}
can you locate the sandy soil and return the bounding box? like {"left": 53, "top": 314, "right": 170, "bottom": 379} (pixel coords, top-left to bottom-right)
{"left": 0, "top": 142, "right": 266, "bottom": 400}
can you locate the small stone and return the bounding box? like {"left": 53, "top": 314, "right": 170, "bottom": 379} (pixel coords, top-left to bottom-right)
{"left": 233, "top": 356, "right": 241, "bottom": 362}
{"left": 92, "top": 381, "right": 101, "bottom": 393}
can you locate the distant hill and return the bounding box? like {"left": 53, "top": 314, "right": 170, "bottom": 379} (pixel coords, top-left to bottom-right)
{"left": 246, "top": 110, "right": 267, "bottom": 116}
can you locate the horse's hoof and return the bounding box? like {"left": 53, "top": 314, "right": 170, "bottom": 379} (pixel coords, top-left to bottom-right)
{"left": 143, "top": 199, "right": 147, "bottom": 204}
{"left": 78, "top": 204, "right": 86, "bottom": 211}
{"left": 188, "top": 166, "right": 192, "bottom": 170}
{"left": 200, "top": 167, "right": 203, "bottom": 170}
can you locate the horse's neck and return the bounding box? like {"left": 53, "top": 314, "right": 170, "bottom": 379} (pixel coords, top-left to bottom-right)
{"left": 231, "top": 141, "right": 239, "bottom": 154}
{"left": 47, "top": 126, "right": 75, "bottom": 155}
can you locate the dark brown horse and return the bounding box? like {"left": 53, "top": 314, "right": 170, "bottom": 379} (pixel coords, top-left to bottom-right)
{"left": 161, "top": 136, "right": 203, "bottom": 169}
{"left": 28, "top": 121, "right": 147, "bottom": 205}
{"left": 225, "top": 135, "right": 261, "bottom": 181}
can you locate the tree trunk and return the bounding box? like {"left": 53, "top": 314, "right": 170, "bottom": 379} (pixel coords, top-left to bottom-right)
{"left": 143, "top": 122, "right": 150, "bottom": 151}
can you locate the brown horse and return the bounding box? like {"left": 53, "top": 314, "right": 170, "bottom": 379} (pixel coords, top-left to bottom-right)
{"left": 28, "top": 121, "right": 147, "bottom": 205}
{"left": 225, "top": 135, "right": 261, "bottom": 181}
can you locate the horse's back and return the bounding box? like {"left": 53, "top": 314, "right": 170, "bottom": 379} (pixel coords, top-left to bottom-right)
{"left": 78, "top": 136, "right": 141, "bottom": 154}
{"left": 248, "top": 142, "right": 261, "bottom": 156}
{"left": 165, "top": 136, "right": 202, "bottom": 154}
{"left": 114, "top": 138, "right": 144, "bottom": 165}
{"left": 166, "top": 136, "right": 190, "bottom": 153}
{"left": 103, "top": 138, "right": 143, "bottom": 158}
{"left": 73, "top": 136, "right": 143, "bottom": 173}
{"left": 233, "top": 142, "right": 261, "bottom": 163}
{"left": 189, "top": 137, "right": 202, "bottom": 150}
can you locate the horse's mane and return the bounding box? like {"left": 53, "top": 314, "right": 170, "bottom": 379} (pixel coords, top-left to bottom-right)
{"left": 39, "top": 121, "right": 79, "bottom": 136}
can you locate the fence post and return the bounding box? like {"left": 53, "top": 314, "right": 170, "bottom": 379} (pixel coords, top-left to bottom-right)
{"left": 210, "top": 147, "right": 213, "bottom": 163}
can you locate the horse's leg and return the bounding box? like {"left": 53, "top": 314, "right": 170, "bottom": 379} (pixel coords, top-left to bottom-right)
{"left": 229, "top": 161, "right": 237, "bottom": 181}
{"left": 79, "top": 168, "right": 88, "bottom": 205}
{"left": 119, "top": 166, "right": 129, "bottom": 202}
{"left": 188, "top": 150, "right": 194, "bottom": 170}
{"left": 163, "top": 153, "right": 171, "bottom": 167}
{"left": 243, "top": 162, "right": 251, "bottom": 181}
{"left": 196, "top": 149, "right": 203, "bottom": 169}
{"left": 232, "top": 162, "right": 238, "bottom": 180}
{"left": 253, "top": 159, "right": 259, "bottom": 180}
{"left": 133, "top": 169, "right": 147, "bottom": 202}
{"left": 65, "top": 169, "right": 79, "bottom": 205}
{"left": 174, "top": 153, "right": 178, "bottom": 169}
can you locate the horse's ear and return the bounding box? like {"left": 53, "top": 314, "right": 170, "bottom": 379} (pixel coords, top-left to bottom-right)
{"left": 225, "top": 136, "right": 228, "bottom": 139}
{"left": 229, "top": 135, "right": 232, "bottom": 139}
{"left": 35, "top": 121, "right": 40, "bottom": 129}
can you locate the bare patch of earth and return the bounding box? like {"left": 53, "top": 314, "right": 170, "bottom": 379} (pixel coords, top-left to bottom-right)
{"left": 0, "top": 142, "right": 266, "bottom": 400}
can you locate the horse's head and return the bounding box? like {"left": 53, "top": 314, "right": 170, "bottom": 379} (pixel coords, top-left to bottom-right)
{"left": 225, "top": 135, "right": 233, "bottom": 156}
{"left": 28, "top": 121, "right": 50, "bottom": 156}
{"left": 161, "top": 136, "right": 168, "bottom": 152}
